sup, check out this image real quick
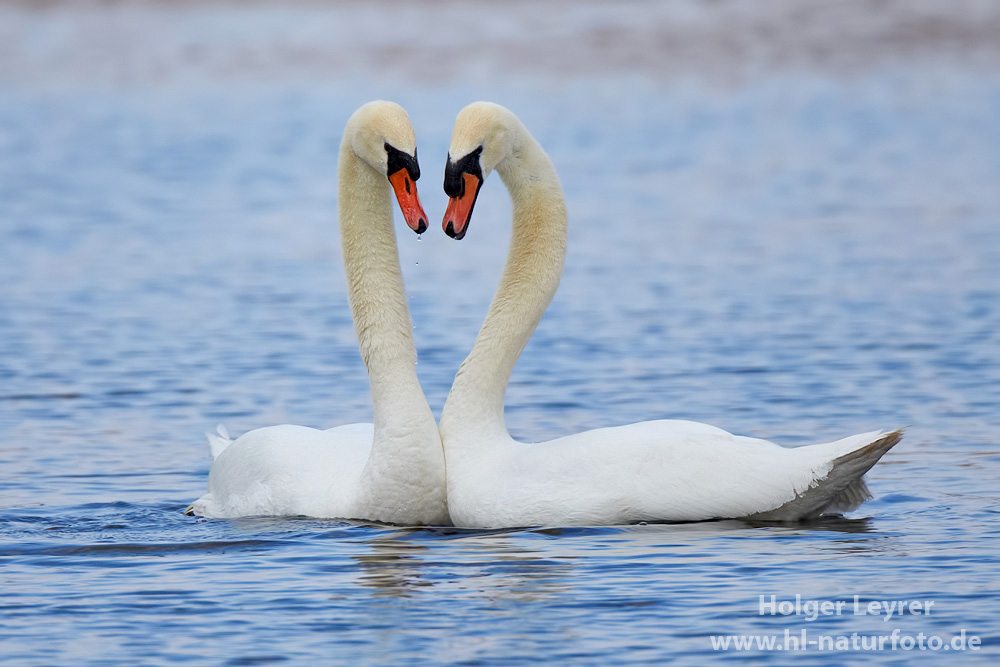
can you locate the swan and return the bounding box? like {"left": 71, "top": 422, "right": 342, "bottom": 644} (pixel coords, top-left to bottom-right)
{"left": 188, "top": 101, "right": 449, "bottom": 525}
{"left": 437, "top": 101, "right": 901, "bottom": 528}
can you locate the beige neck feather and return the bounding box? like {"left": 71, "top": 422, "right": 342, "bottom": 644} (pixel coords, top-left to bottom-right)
{"left": 337, "top": 138, "right": 440, "bottom": 488}
{"left": 441, "top": 119, "right": 568, "bottom": 443}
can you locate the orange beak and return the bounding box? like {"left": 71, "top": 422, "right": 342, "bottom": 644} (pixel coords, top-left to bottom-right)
{"left": 443, "top": 172, "right": 483, "bottom": 240}
{"left": 388, "top": 168, "right": 428, "bottom": 234}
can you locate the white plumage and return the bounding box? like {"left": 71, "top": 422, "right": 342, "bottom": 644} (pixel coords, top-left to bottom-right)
{"left": 438, "top": 102, "right": 901, "bottom": 529}
{"left": 188, "top": 102, "right": 448, "bottom": 525}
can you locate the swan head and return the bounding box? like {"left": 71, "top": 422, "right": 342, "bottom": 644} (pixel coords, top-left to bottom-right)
{"left": 347, "top": 101, "right": 428, "bottom": 234}
{"left": 442, "top": 102, "right": 516, "bottom": 240}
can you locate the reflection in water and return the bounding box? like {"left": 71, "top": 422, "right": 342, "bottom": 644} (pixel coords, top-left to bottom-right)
{"left": 351, "top": 527, "right": 578, "bottom": 604}
{"left": 343, "top": 518, "right": 897, "bottom": 614}
{"left": 353, "top": 537, "right": 433, "bottom": 597}
{"left": 742, "top": 515, "right": 875, "bottom": 534}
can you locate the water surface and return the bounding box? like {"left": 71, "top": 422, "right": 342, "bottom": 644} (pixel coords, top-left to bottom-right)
{"left": 2, "top": 2, "right": 999, "bottom": 664}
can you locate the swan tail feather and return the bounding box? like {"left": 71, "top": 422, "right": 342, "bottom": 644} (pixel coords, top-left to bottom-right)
{"left": 206, "top": 423, "right": 234, "bottom": 460}
{"left": 749, "top": 429, "right": 903, "bottom": 521}
{"left": 824, "top": 477, "right": 872, "bottom": 513}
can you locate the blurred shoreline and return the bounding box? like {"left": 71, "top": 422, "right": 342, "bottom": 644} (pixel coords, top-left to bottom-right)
{"left": 2, "top": 0, "right": 999, "bottom": 90}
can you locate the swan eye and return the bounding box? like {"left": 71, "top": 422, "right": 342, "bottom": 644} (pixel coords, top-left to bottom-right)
{"left": 384, "top": 143, "right": 420, "bottom": 181}
{"left": 444, "top": 146, "right": 483, "bottom": 198}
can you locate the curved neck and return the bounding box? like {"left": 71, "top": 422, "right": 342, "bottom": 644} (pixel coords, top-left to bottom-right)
{"left": 441, "top": 124, "right": 568, "bottom": 442}
{"left": 338, "top": 140, "right": 428, "bottom": 435}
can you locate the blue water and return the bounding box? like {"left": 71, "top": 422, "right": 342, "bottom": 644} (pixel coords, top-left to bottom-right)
{"left": 2, "top": 4, "right": 1000, "bottom": 665}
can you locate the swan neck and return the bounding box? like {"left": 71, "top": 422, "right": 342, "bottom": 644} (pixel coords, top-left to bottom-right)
{"left": 337, "top": 140, "right": 427, "bottom": 429}
{"left": 441, "top": 124, "right": 567, "bottom": 441}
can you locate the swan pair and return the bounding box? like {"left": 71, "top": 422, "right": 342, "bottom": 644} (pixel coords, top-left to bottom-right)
{"left": 188, "top": 101, "right": 901, "bottom": 528}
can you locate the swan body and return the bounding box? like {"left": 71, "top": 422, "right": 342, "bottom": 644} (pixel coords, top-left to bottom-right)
{"left": 439, "top": 102, "right": 901, "bottom": 529}
{"left": 189, "top": 101, "right": 449, "bottom": 525}
{"left": 190, "top": 424, "right": 373, "bottom": 518}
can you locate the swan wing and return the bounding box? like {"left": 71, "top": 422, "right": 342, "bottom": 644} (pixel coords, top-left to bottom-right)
{"left": 206, "top": 423, "right": 232, "bottom": 460}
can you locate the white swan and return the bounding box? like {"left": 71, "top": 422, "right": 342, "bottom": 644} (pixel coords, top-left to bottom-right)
{"left": 188, "top": 101, "right": 449, "bottom": 525}
{"left": 438, "top": 101, "right": 901, "bottom": 529}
